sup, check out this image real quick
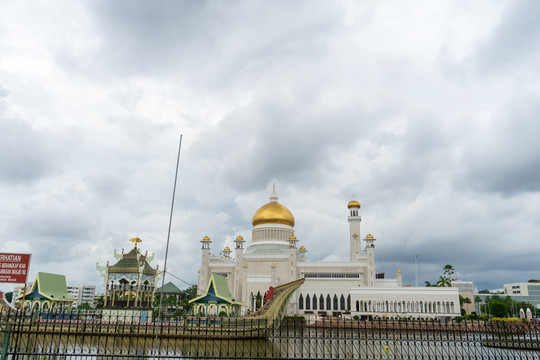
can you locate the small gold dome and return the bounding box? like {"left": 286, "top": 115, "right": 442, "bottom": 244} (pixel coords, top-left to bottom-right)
{"left": 236, "top": 235, "right": 244, "bottom": 241}
{"left": 347, "top": 200, "right": 361, "bottom": 209}
{"left": 289, "top": 235, "right": 297, "bottom": 240}
{"left": 299, "top": 246, "right": 306, "bottom": 251}
{"left": 365, "top": 234, "right": 374, "bottom": 239}
{"left": 202, "top": 236, "right": 210, "bottom": 241}
{"left": 252, "top": 202, "right": 295, "bottom": 227}
{"left": 224, "top": 247, "right": 230, "bottom": 251}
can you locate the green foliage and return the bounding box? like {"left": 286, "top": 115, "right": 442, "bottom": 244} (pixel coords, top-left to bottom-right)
{"left": 4, "top": 292, "right": 13, "bottom": 302}
{"left": 425, "top": 265, "right": 455, "bottom": 287}
{"left": 184, "top": 285, "right": 198, "bottom": 299}
{"left": 77, "top": 303, "right": 91, "bottom": 311}
{"left": 460, "top": 308, "right": 466, "bottom": 316}
{"left": 469, "top": 312, "right": 478, "bottom": 320}
{"left": 443, "top": 265, "right": 456, "bottom": 278}
{"left": 96, "top": 296, "right": 104, "bottom": 308}
{"left": 218, "top": 311, "right": 227, "bottom": 317}
{"left": 478, "top": 289, "right": 491, "bottom": 294}
{"left": 454, "top": 316, "right": 463, "bottom": 323}
{"left": 490, "top": 301, "right": 507, "bottom": 317}
{"left": 492, "top": 317, "right": 519, "bottom": 322}
{"left": 353, "top": 315, "right": 359, "bottom": 320}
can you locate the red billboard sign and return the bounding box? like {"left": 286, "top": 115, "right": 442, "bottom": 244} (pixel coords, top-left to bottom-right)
{"left": 0, "top": 253, "right": 31, "bottom": 284}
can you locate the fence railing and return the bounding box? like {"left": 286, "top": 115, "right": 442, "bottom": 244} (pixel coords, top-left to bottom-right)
{"left": 1, "top": 308, "right": 539, "bottom": 359}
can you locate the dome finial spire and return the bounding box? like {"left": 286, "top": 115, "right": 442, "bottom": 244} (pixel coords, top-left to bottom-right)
{"left": 270, "top": 182, "right": 278, "bottom": 202}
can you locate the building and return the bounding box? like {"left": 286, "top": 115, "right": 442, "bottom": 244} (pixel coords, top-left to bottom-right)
{"left": 155, "top": 282, "right": 185, "bottom": 312}
{"left": 96, "top": 237, "right": 160, "bottom": 309}
{"left": 451, "top": 280, "right": 475, "bottom": 314}
{"left": 67, "top": 284, "right": 96, "bottom": 308}
{"left": 190, "top": 273, "right": 244, "bottom": 316}
{"left": 15, "top": 272, "right": 76, "bottom": 312}
{"left": 197, "top": 185, "right": 460, "bottom": 319}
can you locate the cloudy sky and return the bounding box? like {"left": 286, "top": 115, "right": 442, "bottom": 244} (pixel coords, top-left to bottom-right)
{"left": 1, "top": 0, "right": 540, "bottom": 294}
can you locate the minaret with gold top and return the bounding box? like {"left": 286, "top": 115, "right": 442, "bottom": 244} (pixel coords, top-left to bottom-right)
{"left": 348, "top": 197, "right": 361, "bottom": 262}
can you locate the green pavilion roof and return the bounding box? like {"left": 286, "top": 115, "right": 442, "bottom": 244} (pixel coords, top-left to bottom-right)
{"left": 16, "top": 272, "right": 76, "bottom": 302}
{"left": 190, "top": 274, "right": 244, "bottom": 305}
{"left": 155, "top": 282, "right": 183, "bottom": 294}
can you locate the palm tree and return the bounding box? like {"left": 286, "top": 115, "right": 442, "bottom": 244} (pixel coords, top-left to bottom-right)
{"left": 437, "top": 276, "right": 451, "bottom": 287}
{"left": 443, "top": 265, "right": 456, "bottom": 279}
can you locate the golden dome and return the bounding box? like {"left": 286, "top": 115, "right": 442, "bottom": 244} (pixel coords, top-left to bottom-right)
{"left": 252, "top": 202, "right": 295, "bottom": 227}
{"left": 224, "top": 247, "right": 230, "bottom": 251}
{"left": 289, "top": 235, "right": 297, "bottom": 240}
{"left": 299, "top": 246, "right": 306, "bottom": 251}
{"left": 365, "top": 234, "right": 374, "bottom": 239}
{"left": 202, "top": 236, "right": 210, "bottom": 241}
{"left": 235, "top": 235, "right": 244, "bottom": 241}
{"left": 347, "top": 200, "right": 361, "bottom": 209}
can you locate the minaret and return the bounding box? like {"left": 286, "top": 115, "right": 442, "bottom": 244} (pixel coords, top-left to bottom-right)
{"left": 347, "top": 197, "right": 361, "bottom": 261}
{"left": 364, "top": 234, "right": 376, "bottom": 286}
{"left": 198, "top": 236, "right": 212, "bottom": 294}
{"left": 287, "top": 235, "right": 298, "bottom": 281}
{"left": 233, "top": 235, "right": 245, "bottom": 300}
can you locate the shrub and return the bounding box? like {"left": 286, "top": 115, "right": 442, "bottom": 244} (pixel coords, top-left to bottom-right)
{"left": 353, "top": 315, "right": 359, "bottom": 320}
{"left": 479, "top": 315, "right": 489, "bottom": 321}
{"left": 454, "top": 316, "right": 463, "bottom": 323}
{"left": 218, "top": 311, "right": 227, "bottom": 317}
{"left": 460, "top": 308, "right": 466, "bottom": 316}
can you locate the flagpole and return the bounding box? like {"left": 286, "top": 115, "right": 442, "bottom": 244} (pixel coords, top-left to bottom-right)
{"left": 153, "top": 133, "right": 182, "bottom": 356}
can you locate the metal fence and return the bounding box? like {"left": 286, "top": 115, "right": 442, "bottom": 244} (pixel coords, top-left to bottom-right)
{"left": 1, "top": 308, "right": 539, "bottom": 359}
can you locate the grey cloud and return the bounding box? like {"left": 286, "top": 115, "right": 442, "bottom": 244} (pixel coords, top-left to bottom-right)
{"left": 187, "top": 92, "right": 369, "bottom": 195}
{"left": 73, "top": 0, "right": 341, "bottom": 87}
{"left": 0, "top": 118, "right": 56, "bottom": 184}
{"left": 474, "top": 0, "right": 540, "bottom": 74}
{"left": 461, "top": 97, "right": 540, "bottom": 194}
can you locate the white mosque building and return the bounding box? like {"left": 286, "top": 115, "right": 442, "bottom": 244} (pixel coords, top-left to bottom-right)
{"left": 197, "top": 185, "right": 459, "bottom": 319}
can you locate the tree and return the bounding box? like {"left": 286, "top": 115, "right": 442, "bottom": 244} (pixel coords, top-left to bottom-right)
{"left": 474, "top": 296, "right": 482, "bottom": 304}
{"left": 425, "top": 265, "right": 456, "bottom": 288}
{"left": 459, "top": 295, "right": 471, "bottom": 306}
{"left": 489, "top": 301, "right": 507, "bottom": 317}
{"left": 478, "top": 289, "right": 491, "bottom": 294}
{"left": 436, "top": 276, "right": 451, "bottom": 287}
{"left": 77, "top": 303, "right": 91, "bottom": 311}
{"left": 443, "top": 265, "right": 456, "bottom": 279}
{"left": 96, "top": 296, "right": 104, "bottom": 308}
{"left": 4, "top": 292, "right": 13, "bottom": 303}
{"left": 184, "top": 285, "right": 198, "bottom": 299}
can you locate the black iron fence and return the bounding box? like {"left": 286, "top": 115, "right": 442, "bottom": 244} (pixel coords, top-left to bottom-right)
{"left": 1, "top": 308, "right": 539, "bottom": 359}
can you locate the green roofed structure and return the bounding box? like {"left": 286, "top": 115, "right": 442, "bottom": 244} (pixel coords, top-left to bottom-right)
{"left": 96, "top": 238, "right": 161, "bottom": 309}
{"left": 155, "top": 282, "right": 185, "bottom": 312}
{"left": 189, "top": 274, "right": 244, "bottom": 316}
{"left": 15, "top": 272, "right": 76, "bottom": 312}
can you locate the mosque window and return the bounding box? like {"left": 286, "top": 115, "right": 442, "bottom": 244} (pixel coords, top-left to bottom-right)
{"left": 312, "top": 294, "right": 317, "bottom": 310}
{"left": 333, "top": 295, "right": 338, "bottom": 310}
{"left": 347, "top": 295, "right": 351, "bottom": 310}
{"left": 340, "top": 295, "right": 345, "bottom": 310}
{"left": 326, "top": 295, "right": 331, "bottom": 310}
{"left": 299, "top": 295, "right": 303, "bottom": 310}
{"left": 305, "top": 294, "right": 310, "bottom": 310}
{"left": 319, "top": 295, "right": 324, "bottom": 310}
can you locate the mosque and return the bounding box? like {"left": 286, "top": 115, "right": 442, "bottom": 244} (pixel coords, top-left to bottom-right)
{"left": 197, "top": 185, "right": 460, "bottom": 319}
